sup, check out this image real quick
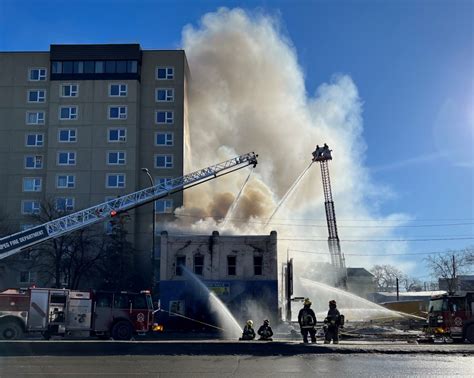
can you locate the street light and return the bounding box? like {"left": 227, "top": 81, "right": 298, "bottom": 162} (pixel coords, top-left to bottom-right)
{"left": 141, "top": 168, "right": 155, "bottom": 290}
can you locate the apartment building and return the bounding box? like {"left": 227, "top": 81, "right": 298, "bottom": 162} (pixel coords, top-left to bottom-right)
{"left": 0, "top": 44, "right": 189, "bottom": 289}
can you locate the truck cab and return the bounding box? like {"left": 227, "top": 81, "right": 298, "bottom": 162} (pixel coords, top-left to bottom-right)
{"left": 426, "top": 292, "right": 474, "bottom": 343}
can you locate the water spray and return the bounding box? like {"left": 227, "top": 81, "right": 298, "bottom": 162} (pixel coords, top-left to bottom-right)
{"left": 265, "top": 161, "right": 314, "bottom": 226}
{"left": 155, "top": 308, "right": 225, "bottom": 331}
{"left": 221, "top": 168, "right": 254, "bottom": 229}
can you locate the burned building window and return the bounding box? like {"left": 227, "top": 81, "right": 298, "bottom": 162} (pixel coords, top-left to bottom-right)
{"left": 194, "top": 254, "right": 204, "bottom": 275}
{"left": 254, "top": 255, "right": 263, "bottom": 276}
{"left": 227, "top": 255, "right": 236, "bottom": 276}
{"left": 176, "top": 256, "right": 186, "bottom": 276}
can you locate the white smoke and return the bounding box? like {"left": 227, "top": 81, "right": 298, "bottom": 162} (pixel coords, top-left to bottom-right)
{"left": 166, "top": 8, "right": 412, "bottom": 272}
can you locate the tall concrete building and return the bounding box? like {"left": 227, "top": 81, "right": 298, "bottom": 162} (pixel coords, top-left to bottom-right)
{"left": 0, "top": 44, "right": 189, "bottom": 289}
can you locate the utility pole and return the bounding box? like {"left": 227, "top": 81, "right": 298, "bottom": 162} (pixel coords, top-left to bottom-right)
{"left": 452, "top": 254, "right": 456, "bottom": 293}
{"left": 396, "top": 277, "right": 399, "bottom": 301}
{"left": 141, "top": 168, "right": 156, "bottom": 293}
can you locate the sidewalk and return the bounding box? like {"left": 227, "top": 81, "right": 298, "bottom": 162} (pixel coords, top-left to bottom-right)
{"left": 1, "top": 340, "right": 472, "bottom": 356}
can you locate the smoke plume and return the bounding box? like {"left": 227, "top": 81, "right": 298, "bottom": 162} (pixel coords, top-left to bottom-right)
{"left": 166, "top": 8, "right": 411, "bottom": 271}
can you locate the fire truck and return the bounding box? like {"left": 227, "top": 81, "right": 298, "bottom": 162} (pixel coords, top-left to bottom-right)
{"left": 425, "top": 291, "right": 474, "bottom": 343}
{"left": 0, "top": 287, "right": 154, "bottom": 340}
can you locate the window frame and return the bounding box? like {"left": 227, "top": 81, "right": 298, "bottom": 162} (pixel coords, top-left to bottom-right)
{"left": 106, "top": 173, "right": 126, "bottom": 188}
{"left": 155, "top": 199, "right": 173, "bottom": 214}
{"left": 176, "top": 255, "right": 186, "bottom": 276}
{"left": 22, "top": 177, "right": 42, "bottom": 192}
{"left": 26, "top": 111, "right": 45, "bottom": 125}
{"left": 154, "top": 154, "right": 174, "bottom": 169}
{"left": 107, "top": 128, "right": 127, "bottom": 142}
{"left": 156, "top": 67, "right": 174, "bottom": 80}
{"left": 27, "top": 89, "right": 46, "bottom": 103}
{"left": 254, "top": 255, "right": 263, "bottom": 276}
{"left": 107, "top": 151, "right": 126, "bottom": 165}
{"left": 60, "top": 83, "right": 79, "bottom": 98}
{"left": 227, "top": 255, "right": 237, "bottom": 276}
{"left": 108, "top": 105, "right": 128, "bottom": 120}
{"left": 24, "top": 155, "right": 43, "bottom": 169}
{"left": 55, "top": 197, "right": 75, "bottom": 212}
{"left": 155, "top": 110, "right": 174, "bottom": 124}
{"left": 155, "top": 132, "right": 174, "bottom": 146}
{"left": 58, "top": 128, "right": 77, "bottom": 143}
{"left": 59, "top": 105, "right": 78, "bottom": 120}
{"left": 193, "top": 254, "right": 204, "bottom": 276}
{"left": 57, "top": 151, "right": 76, "bottom": 166}
{"left": 21, "top": 200, "right": 40, "bottom": 214}
{"left": 29, "top": 68, "right": 47, "bottom": 81}
{"left": 56, "top": 174, "right": 76, "bottom": 189}
{"left": 25, "top": 133, "right": 44, "bottom": 147}
{"left": 109, "top": 83, "right": 128, "bottom": 97}
{"left": 156, "top": 88, "right": 175, "bottom": 102}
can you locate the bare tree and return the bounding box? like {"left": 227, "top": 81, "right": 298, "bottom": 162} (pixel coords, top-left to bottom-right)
{"left": 95, "top": 213, "right": 139, "bottom": 291}
{"left": 27, "top": 199, "right": 105, "bottom": 289}
{"left": 370, "top": 264, "right": 406, "bottom": 292}
{"left": 403, "top": 277, "right": 423, "bottom": 292}
{"left": 425, "top": 249, "right": 472, "bottom": 293}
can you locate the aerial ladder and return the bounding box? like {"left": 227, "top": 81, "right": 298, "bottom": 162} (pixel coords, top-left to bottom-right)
{"left": 312, "top": 144, "right": 347, "bottom": 288}
{"left": 0, "top": 152, "right": 258, "bottom": 260}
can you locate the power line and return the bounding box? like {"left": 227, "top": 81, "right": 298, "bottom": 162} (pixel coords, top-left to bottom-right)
{"left": 174, "top": 214, "right": 474, "bottom": 228}
{"left": 289, "top": 248, "right": 474, "bottom": 257}
{"left": 279, "top": 236, "right": 474, "bottom": 242}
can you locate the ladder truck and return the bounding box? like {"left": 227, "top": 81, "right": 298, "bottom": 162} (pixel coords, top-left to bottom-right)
{"left": 312, "top": 144, "right": 347, "bottom": 288}
{"left": 0, "top": 152, "right": 258, "bottom": 261}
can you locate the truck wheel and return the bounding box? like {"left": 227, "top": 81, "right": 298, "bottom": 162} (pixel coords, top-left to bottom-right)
{"left": 466, "top": 325, "right": 474, "bottom": 343}
{"left": 0, "top": 322, "right": 23, "bottom": 340}
{"left": 111, "top": 321, "right": 133, "bottom": 340}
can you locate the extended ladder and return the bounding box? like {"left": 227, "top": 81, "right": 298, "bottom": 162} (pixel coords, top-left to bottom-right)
{"left": 0, "top": 152, "right": 258, "bottom": 260}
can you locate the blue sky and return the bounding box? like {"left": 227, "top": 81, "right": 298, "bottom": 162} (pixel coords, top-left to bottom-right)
{"left": 1, "top": 0, "right": 473, "bottom": 277}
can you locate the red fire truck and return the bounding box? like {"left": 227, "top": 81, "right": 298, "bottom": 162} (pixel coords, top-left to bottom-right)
{"left": 425, "top": 291, "right": 474, "bottom": 343}
{"left": 0, "top": 287, "right": 154, "bottom": 340}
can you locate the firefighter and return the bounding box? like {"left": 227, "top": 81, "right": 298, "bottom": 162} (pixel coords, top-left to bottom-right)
{"left": 324, "top": 300, "right": 344, "bottom": 344}
{"left": 298, "top": 298, "right": 317, "bottom": 343}
{"left": 257, "top": 319, "right": 274, "bottom": 341}
{"left": 240, "top": 320, "right": 256, "bottom": 340}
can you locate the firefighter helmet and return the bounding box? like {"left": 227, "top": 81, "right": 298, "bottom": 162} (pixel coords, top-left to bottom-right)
{"left": 304, "top": 298, "right": 312, "bottom": 306}
{"left": 329, "top": 300, "right": 337, "bottom": 306}
{"left": 246, "top": 320, "right": 253, "bottom": 327}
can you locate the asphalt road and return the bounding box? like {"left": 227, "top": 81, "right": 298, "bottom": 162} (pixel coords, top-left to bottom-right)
{"left": 1, "top": 354, "right": 473, "bottom": 377}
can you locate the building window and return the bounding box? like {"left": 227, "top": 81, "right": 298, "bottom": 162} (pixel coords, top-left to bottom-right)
{"left": 109, "top": 84, "right": 127, "bottom": 97}
{"left": 227, "top": 255, "right": 237, "bottom": 276}
{"left": 23, "top": 177, "right": 42, "bottom": 192}
{"left": 157, "top": 177, "right": 173, "bottom": 189}
{"left": 58, "top": 129, "right": 77, "bottom": 143}
{"left": 60, "top": 84, "right": 79, "bottom": 97}
{"left": 57, "top": 175, "right": 75, "bottom": 188}
{"left": 57, "top": 151, "right": 76, "bottom": 166}
{"left": 156, "top": 88, "right": 174, "bottom": 102}
{"left": 155, "top": 154, "right": 173, "bottom": 168}
{"left": 156, "top": 111, "right": 173, "bottom": 124}
{"left": 108, "top": 128, "right": 127, "bottom": 142}
{"left": 155, "top": 132, "right": 173, "bottom": 146}
{"left": 254, "top": 255, "right": 263, "bottom": 276}
{"left": 26, "top": 111, "right": 45, "bottom": 125}
{"left": 109, "top": 106, "right": 127, "bottom": 120}
{"left": 22, "top": 200, "right": 40, "bottom": 214}
{"left": 155, "top": 199, "right": 173, "bottom": 214}
{"left": 194, "top": 254, "right": 204, "bottom": 275}
{"left": 56, "top": 197, "right": 75, "bottom": 212}
{"left": 27, "top": 89, "right": 46, "bottom": 103}
{"left": 19, "top": 271, "right": 37, "bottom": 284}
{"left": 24, "top": 155, "right": 43, "bottom": 169}
{"left": 106, "top": 174, "right": 125, "bottom": 188}
{"left": 59, "top": 106, "right": 78, "bottom": 120}
{"left": 107, "top": 151, "right": 126, "bottom": 165}
{"left": 26, "top": 133, "right": 44, "bottom": 147}
{"left": 176, "top": 256, "right": 186, "bottom": 276}
{"left": 156, "top": 67, "right": 174, "bottom": 80}
{"left": 29, "top": 68, "right": 47, "bottom": 81}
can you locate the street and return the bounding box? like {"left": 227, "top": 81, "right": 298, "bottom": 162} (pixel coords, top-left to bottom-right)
{"left": 1, "top": 354, "right": 473, "bottom": 377}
